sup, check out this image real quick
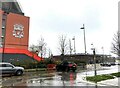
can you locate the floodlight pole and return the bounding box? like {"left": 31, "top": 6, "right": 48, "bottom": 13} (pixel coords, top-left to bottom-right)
{"left": 80, "top": 24, "right": 87, "bottom": 54}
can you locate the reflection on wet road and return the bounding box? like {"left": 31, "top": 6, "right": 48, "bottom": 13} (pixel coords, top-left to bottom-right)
{"left": 1, "top": 65, "right": 120, "bottom": 87}
{"left": 27, "top": 72, "right": 87, "bottom": 86}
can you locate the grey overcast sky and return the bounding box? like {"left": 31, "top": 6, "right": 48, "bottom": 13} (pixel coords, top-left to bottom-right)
{"left": 19, "top": 0, "right": 118, "bottom": 56}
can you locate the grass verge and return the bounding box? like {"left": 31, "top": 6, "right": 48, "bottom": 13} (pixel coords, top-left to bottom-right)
{"left": 25, "top": 68, "right": 47, "bottom": 72}
{"left": 86, "top": 74, "right": 114, "bottom": 83}
{"left": 111, "top": 72, "right": 120, "bottom": 77}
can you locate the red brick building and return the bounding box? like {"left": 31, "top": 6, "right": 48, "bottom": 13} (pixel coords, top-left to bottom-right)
{"left": 0, "top": 1, "right": 42, "bottom": 64}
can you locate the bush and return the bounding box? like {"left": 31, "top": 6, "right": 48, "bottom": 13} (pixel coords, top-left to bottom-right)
{"left": 74, "top": 61, "right": 86, "bottom": 65}
{"left": 37, "top": 61, "right": 47, "bottom": 68}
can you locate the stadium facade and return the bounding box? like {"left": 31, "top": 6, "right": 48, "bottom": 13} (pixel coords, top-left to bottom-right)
{"left": 0, "top": 1, "right": 42, "bottom": 64}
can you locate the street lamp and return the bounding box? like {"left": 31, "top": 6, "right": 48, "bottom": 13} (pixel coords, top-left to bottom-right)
{"left": 91, "top": 43, "right": 97, "bottom": 76}
{"left": 80, "top": 24, "right": 87, "bottom": 54}
{"left": 101, "top": 46, "right": 104, "bottom": 63}
{"left": 72, "top": 36, "right": 76, "bottom": 54}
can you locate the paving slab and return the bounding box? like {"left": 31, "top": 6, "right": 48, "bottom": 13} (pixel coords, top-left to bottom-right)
{"left": 98, "top": 78, "right": 119, "bottom": 86}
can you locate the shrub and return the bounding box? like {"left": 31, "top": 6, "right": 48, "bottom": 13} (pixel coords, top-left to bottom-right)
{"left": 37, "top": 61, "right": 47, "bottom": 68}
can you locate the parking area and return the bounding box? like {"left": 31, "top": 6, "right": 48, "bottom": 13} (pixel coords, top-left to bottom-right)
{"left": 0, "top": 65, "right": 119, "bottom": 87}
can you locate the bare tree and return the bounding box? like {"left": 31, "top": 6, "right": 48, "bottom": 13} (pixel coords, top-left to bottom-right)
{"left": 29, "top": 44, "right": 38, "bottom": 54}
{"left": 48, "top": 48, "right": 52, "bottom": 58}
{"left": 111, "top": 31, "right": 120, "bottom": 57}
{"left": 29, "top": 37, "right": 47, "bottom": 58}
{"left": 58, "top": 35, "right": 68, "bottom": 55}
{"left": 37, "top": 37, "right": 47, "bottom": 58}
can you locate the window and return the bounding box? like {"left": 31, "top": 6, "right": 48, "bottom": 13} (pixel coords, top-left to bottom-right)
{"left": 2, "top": 64, "right": 6, "bottom": 67}
{"left": 0, "top": 64, "right": 13, "bottom": 68}
{"left": 6, "top": 64, "right": 13, "bottom": 68}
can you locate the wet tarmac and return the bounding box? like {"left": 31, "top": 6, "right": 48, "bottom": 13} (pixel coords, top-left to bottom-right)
{"left": 1, "top": 65, "right": 120, "bottom": 88}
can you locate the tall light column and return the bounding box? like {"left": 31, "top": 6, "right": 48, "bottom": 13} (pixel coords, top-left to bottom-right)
{"left": 80, "top": 24, "right": 87, "bottom": 54}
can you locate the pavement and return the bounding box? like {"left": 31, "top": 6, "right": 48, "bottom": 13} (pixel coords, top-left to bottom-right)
{"left": 79, "top": 75, "right": 119, "bottom": 87}
{"left": 83, "top": 65, "right": 120, "bottom": 87}
{"left": 98, "top": 77, "right": 119, "bottom": 86}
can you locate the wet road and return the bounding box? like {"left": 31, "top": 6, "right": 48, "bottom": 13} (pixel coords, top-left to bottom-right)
{"left": 1, "top": 65, "right": 120, "bottom": 87}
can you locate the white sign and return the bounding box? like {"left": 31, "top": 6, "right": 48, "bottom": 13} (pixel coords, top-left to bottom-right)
{"left": 13, "top": 24, "right": 24, "bottom": 38}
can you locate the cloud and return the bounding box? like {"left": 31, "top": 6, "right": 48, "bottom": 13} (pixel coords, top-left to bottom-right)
{"left": 20, "top": 0, "right": 118, "bottom": 55}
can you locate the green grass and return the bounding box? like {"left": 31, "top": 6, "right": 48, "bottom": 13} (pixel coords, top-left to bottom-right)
{"left": 86, "top": 72, "right": 120, "bottom": 83}
{"left": 111, "top": 72, "right": 120, "bottom": 77}
{"left": 86, "top": 74, "right": 114, "bottom": 83}
{"left": 25, "top": 68, "right": 47, "bottom": 72}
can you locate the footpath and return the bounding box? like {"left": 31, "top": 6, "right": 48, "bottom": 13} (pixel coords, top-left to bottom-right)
{"left": 98, "top": 77, "right": 119, "bottom": 86}
{"left": 82, "top": 64, "right": 120, "bottom": 87}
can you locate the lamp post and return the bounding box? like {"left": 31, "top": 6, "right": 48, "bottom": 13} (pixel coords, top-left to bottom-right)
{"left": 101, "top": 47, "right": 104, "bottom": 63}
{"left": 91, "top": 43, "right": 97, "bottom": 76}
{"left": 80, "top": 24, "right": 87, "bottom": 54}
{"left": 72, "top": 36, "right": 76, "bottom": 54}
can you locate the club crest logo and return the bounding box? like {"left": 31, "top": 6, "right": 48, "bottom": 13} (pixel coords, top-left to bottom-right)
{"left": 13, "top": 24, "right": 24, "bottom": 38}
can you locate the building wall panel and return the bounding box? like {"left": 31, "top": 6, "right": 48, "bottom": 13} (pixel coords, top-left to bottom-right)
{"left": 5, "top": 12, "right": 29, "bottom": 49}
